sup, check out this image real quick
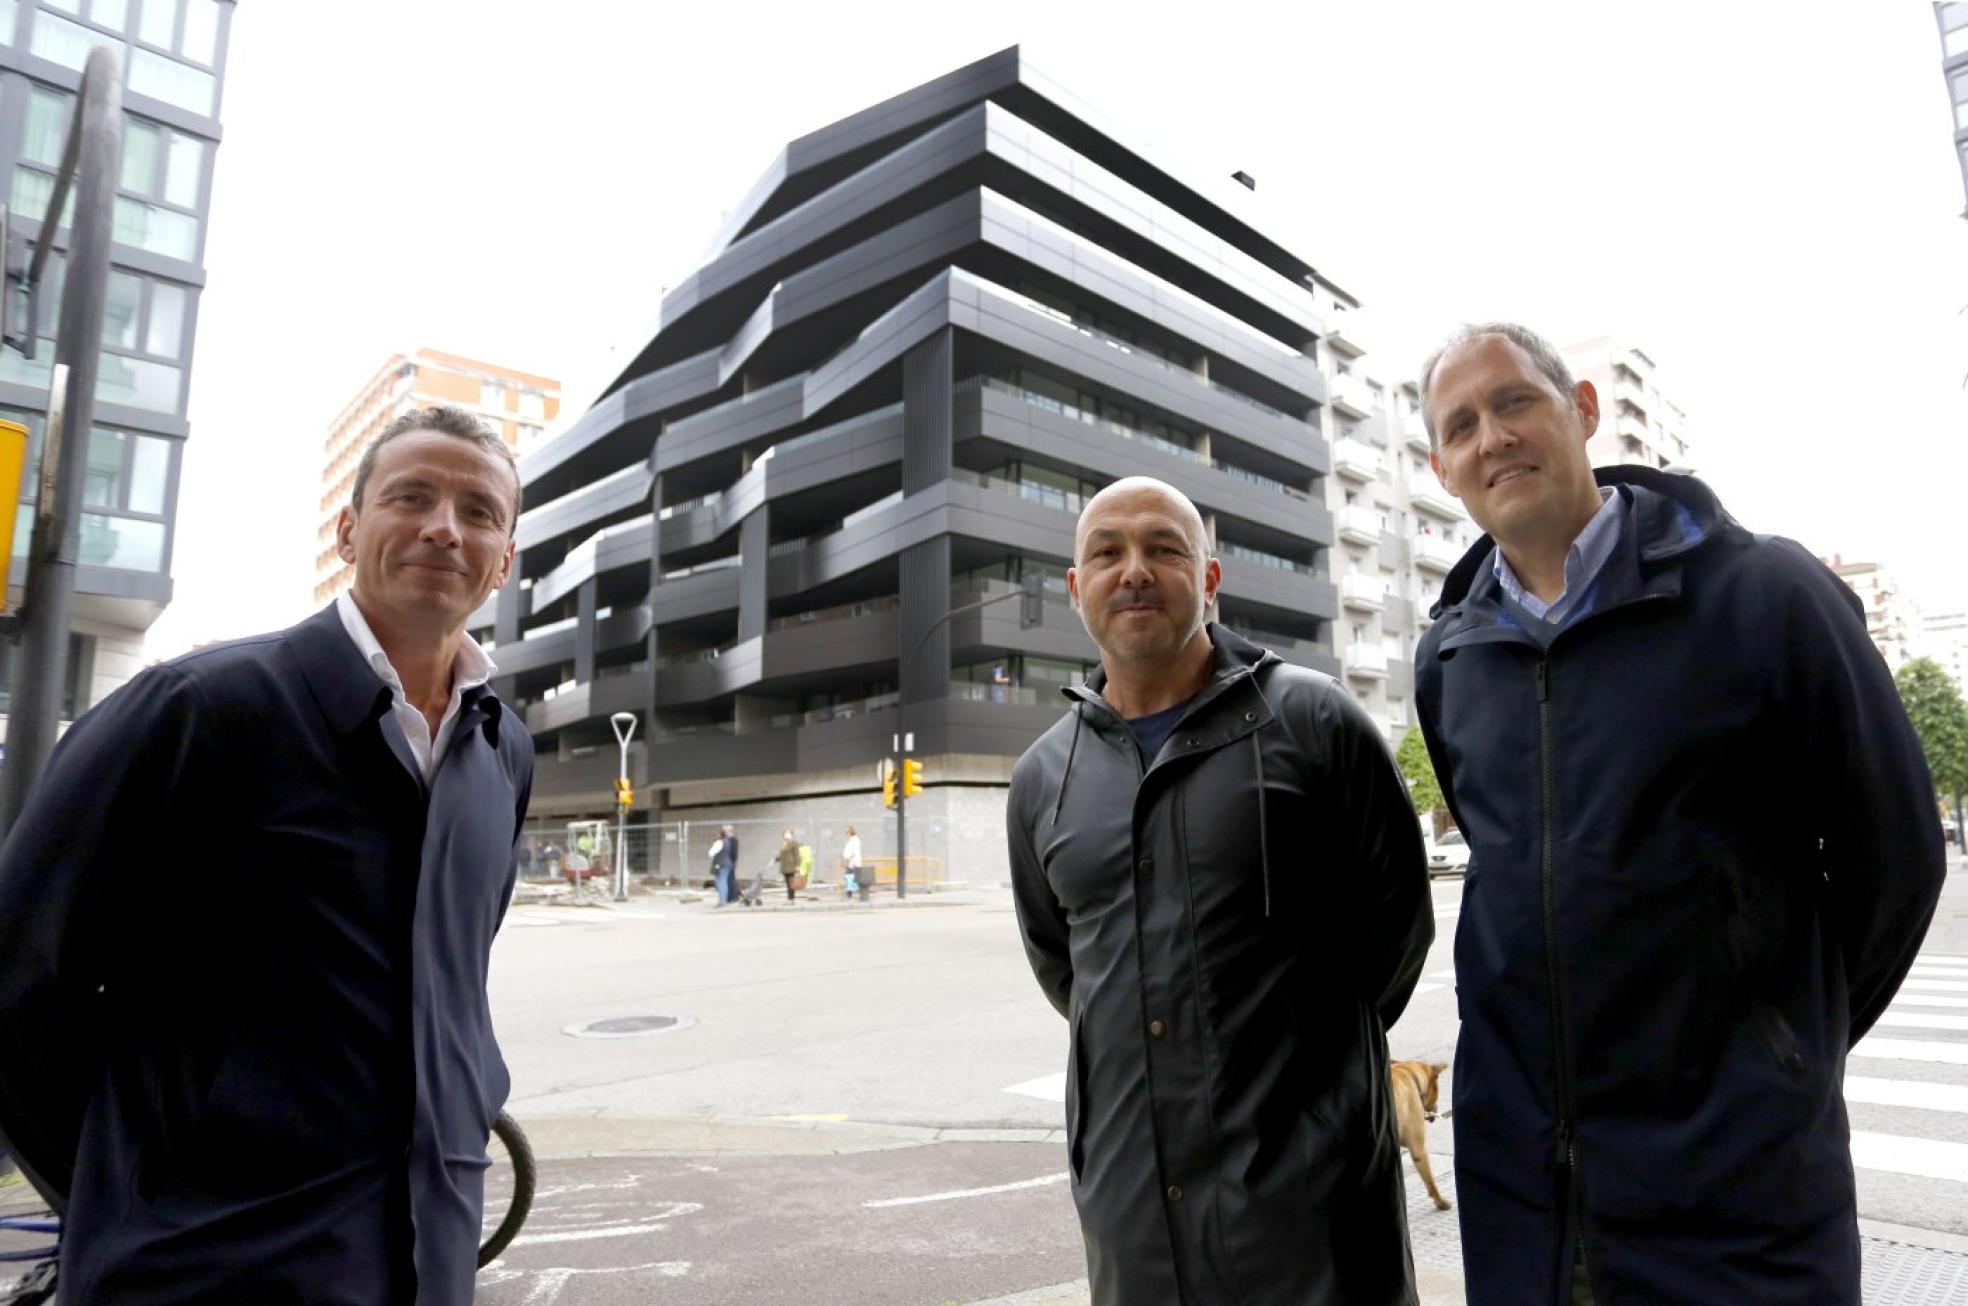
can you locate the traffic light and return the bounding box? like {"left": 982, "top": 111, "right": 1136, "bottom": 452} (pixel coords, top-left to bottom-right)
{"left": 902, "top": 758, "right": 924, "bottom": 799}
{"left": 882, "top": 760, "right": 897, "bottom": 809}
{"left": 0, "top": 418, "right": 25, "bottom": 612}
{"left": 614, "top": 778, "right": 634, "bottom": 809}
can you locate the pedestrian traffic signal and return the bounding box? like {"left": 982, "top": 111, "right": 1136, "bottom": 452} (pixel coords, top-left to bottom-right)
{"left": 0, "top": 418, "right": 25, "bottom": 613}
{"left": 882, "top": 760, "right": 898, "bottom": 808}
{"left": 1019, "top": 571, "right": 1044, "bottom": 629}
{"left": 614, "top": 778, "right": 634, "bottom": 809}
{"left": 902, "top": 758, "right": 924, "bottom": 798}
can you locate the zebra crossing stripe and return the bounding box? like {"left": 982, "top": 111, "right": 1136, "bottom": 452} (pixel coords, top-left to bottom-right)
{"left": 1873, "top": 1011, "right": 1968, "bottom": 1033}
{"left": 1892, "top": 994, "right": 1968, "bottom": 1009}
{"left": 1851, "top": 1037, "right": 1968, "bottom": 1066}
{"left": 1844, "top": 1075, "right": 1968, "bottom": 1113}
{"left": 1899, "top": 979, "right": 1968, "bottom": 993}
{"left": 1849, "top": 1131, "right": 1968, "bottom": 1185}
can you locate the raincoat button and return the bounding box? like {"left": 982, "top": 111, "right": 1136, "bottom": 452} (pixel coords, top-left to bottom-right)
{"left": 1149, "top": 1019, "right": 1166, "bottom": 1037}
{"left": 1166, "top": 1185, "right": 1183, "bottom": 1201}
{"left": 1138, "top": 857, "right": 1152, "bottom": 875}
{"left": 1244, "top": 711, "right": 1256, "bottom": 722}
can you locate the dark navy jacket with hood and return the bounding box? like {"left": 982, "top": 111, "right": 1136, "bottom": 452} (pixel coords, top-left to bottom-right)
{"left": 1415, "top": 467, "right": 1944, "bottom": 1306}
{"left": 1010, "top": 626, "right": 1434, "bottom": 1306}
{"left": 0, "top": 603, "right": 533, "bottom": 1305}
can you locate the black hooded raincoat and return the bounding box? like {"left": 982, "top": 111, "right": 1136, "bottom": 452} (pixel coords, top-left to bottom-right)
{"left": 1008, "top": 625, "right": 1434, "bottom": 1306}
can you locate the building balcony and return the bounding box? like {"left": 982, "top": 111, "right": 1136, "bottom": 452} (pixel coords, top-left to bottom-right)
{"left": 1324, "top": 307, "right": 1370, "bottom": 358}
{"left": 1407, "top": 473, "right": 1464, "bottom": 521}
{"left": 1337, "top": 503, "right": 1382, "bottom": 546}
{"left": 1331, "top": 437, "right": 1380, "bottom": 483}
{"left": 1616, "top": 378, "right": 1648, "bottom": 415}
{"left": 1343, "top": 642, "right": 1390, "bottom": 680}
{"left": 1403, "top": 422, "right": 1432, "bottom": 455}
{"left": 1340, "top": 574, "right": 1387, "bottom": 612}
{"left": 1412, "top": 532, "right": 1460, "bottom": 574}
{"left": 1330, "top": 371, "right": 1376, "bottom": 420}
{"left": 1615, "top": 412, "right": 1648, "bottom": 444}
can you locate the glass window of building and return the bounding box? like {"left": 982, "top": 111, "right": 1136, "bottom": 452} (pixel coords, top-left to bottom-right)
{"left": 128, "top": 434, "right": 170, "bottom": 513}
{"left": 163, "top": 131, "right": 201, "bottom": 206}
{"left": 136, "top": 0, "right": 172, "bottom": 47}
{"left": 10, "top": 166, "right": 73, "bottom": 229}
{"left": 103, "top": 269, "right": 141, "bottom": 349}
{"left": 178, "top": 0, "right": 216, "bottom": 63}
{"left": 30, "top": 10, "right": 116, "bottom": 71}
{"left": 84, "top": 428, "right": 126, "bottom": 507}
{"left": 519, "top": 390, "right": 545, "bottom": 420}
{"left": 480, "top": 381, "right": 502, "bottom": 410}
{"left": 92, "top": 0, "right": 128, "bottom": 31}
{"left": 113, "top": 195, "right": 196, "bottom": 259}
{"left": 146, "top": 280, "right": 186, "bottom": 356}
{"left": 121, "top": 117, "right": 160, "bottom": 192}
{"left": 42, "top": 0, "right": 81, "bottom": 12}
{"left": 129, "top": 47, "right": 214, "bottom": 115}
{"left": 22, "top": 88, "right": 72, "bottom": 167}
{"left": 79, "top": 513, "right": 163, "bottom": 569}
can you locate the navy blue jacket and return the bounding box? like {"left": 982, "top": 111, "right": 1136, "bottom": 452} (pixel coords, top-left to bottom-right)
{"left": 1415, "top": 467, "right": 1944, "bottom": 1306}
{"left": 0, "top": 604, "right": 532, "bottom": 1305}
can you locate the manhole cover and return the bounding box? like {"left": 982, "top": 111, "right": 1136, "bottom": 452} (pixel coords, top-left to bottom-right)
{"left": 563, "top": 1014, "right": 696, "bottom": 1039}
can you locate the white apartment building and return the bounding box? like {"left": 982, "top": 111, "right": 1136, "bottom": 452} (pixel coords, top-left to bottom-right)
{"left": 1922, "top": 608, "right": 1968, "bottom": 690}
{"left": 1827, "top": 558, "right": 1925, "bottom": 670}
{"left": 1310, "top": 295, "right": 1479, "bottom": 743}
{"left": 1563, "top": 337, "right": 1695, "bottom": 474}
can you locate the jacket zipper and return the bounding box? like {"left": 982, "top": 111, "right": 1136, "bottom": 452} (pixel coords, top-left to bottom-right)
{"left": 1536, "top": 658, "right": 1590, "bottom": 1295}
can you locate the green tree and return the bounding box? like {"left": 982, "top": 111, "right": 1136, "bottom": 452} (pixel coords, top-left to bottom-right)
{"left": 1396, "top": 725, "right": 1447, "bottom": 835}
{"left": 1894, "top": 657, "right": 1968, "bottom": 842}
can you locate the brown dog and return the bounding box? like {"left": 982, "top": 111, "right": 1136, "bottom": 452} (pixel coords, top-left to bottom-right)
{"left": 1390, "top": 1059, "right": 1451, "bottom": 1210}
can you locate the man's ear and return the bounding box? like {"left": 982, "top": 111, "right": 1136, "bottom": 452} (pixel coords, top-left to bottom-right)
{"left": 1429, "top": 449, "right": 1460, "bottom": 500}
{"left": 1202, "top": 556, "right": 1222, "bottom": 606}
{"left": 1574, "top": 378, "right": 1601, "bottom": 441}
{"left": 1066, "top": 565, "right": 1081, "bottom": 611}
{"left": 492, "top": 533, "right": 516, "bottom": 589}
{"left": 335, "top": 505, "right": 357, "bottom": 565}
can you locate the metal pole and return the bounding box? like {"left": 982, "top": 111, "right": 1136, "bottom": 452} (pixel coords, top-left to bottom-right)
{"left": 0, "top": 48, "right": 122, "bottom": 838}
{"left": 610, "top": 712, "right": 637, "bottom": 902}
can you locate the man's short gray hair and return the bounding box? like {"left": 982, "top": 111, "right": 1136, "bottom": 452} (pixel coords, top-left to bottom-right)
{"left": 351, "top": 404, "right": 521, "bottom": 522}
{"left": 1416, "top": 322, "right": 1578, "bottom": 449}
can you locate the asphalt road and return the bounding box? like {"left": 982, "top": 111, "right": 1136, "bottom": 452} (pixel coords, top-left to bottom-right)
{"left": 477, "top": 855, "right": 1968, "bottom": 1305}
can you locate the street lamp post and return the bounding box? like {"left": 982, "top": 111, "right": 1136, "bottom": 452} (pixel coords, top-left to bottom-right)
{"left": 892, "top": 574, "right": 1045, "bottom": 899}
{"left": 609, "top": 711, "right": 637, "bottom": 902}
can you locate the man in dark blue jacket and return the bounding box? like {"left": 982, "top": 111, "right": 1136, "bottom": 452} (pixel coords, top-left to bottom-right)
{"left": 1413, "top": 325, "right": 1944, "bottom": 1306}
{"left": 0, "top": 406, "right": 534, "bottom": 1304}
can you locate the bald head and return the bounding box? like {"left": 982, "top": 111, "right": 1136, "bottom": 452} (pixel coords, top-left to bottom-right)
{"left": 1073, "top": 477, "right": 1210, "bottom": 565}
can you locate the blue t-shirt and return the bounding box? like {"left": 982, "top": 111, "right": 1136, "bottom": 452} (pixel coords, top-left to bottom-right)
{"left": 1126, "top": 698, "right": 1193, "bottom": 767}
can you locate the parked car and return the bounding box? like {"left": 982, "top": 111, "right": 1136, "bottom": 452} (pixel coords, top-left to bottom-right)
{"left": 1425, "top": 828, "right": 1471, "bottom": 879}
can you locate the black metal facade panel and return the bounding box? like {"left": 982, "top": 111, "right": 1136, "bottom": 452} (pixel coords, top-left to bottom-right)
{"left": 902, "top": 330, "right": 955, "bottom": 494}
{"left": 575, "top": 581, "right": 598, "bottom": 682}
{"left": 737, "top": 508, "right": 770, "bottom": 642}
{"left": 531, "top": 520, "right": 654, "bottom": 612}
{"left": 899, "top": 536, "right": 953, "bottom": 706}
{"left": 647, "top": 566, "right": 741, "bottom": 625}
{"left": 517, "top": 463, "right": 654, "bottom": 551}
{"left": 1217, "top": 565, "right": 1340, "bottom": 625}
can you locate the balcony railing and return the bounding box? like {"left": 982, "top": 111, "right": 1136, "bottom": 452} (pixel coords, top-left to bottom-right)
{"left": 1407, "top": 473, "right": 1464, "bottom": 521}
{"left": 1324, "top": 307, "right": 1369, "bottom": 358}
{"left": 975, "top": 376, "right": 1312, "bottom": 503}
{"left": 1331, "top": 437, "right": 1380, "bottom": 482}
{"left": 1337, "top": 504, "right": 1382, "bottom": 546}
{"left": 1218, "top": 540, "right": 1317, "bottom": 576}
{"left": 1330, "top": 371, "right": 1377, "bottom": 419}
{"left": 1340, "top": 574, "right": 1387, "bottom": 610}
{"left": 1344, "top": 643, "right": 1390, "bottom": 679}
{"left": 1412, "top": 533, "right": 1460, "bottom": 573}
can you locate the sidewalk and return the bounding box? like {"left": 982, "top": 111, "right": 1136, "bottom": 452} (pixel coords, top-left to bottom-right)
{"left": 963, "top": 1264, "right": 1466, "bottom": 1305}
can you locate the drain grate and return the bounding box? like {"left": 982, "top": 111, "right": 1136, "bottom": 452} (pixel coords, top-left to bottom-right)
{"left": 1398, "top": 1167, "right": 1968, "bottom": 1302}
{"left": 563, "top": 1013, "right": 696, "bottom": 1039}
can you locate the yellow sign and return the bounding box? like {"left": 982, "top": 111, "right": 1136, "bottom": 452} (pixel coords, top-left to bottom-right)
{"left": 0, "top": 418, "right": 26, "bottom": 613}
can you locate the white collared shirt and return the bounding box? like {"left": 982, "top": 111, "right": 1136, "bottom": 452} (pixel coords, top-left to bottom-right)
{"left": 336, "top": 591, "right": 498, "bottom": 782}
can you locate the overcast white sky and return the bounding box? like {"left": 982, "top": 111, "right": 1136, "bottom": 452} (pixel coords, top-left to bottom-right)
{"left": 142, "top": 0, "right": 1968, "bottom": 656}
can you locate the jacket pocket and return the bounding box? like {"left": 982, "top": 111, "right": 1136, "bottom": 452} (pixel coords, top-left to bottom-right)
{"left": 1749, "top": 1000, "right": 1808, "bottom": 1079}
{"left": 1067, "top": 1011, "right": 1088, "bottom": 1184}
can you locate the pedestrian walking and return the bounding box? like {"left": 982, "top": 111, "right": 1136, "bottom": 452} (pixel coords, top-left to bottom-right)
{"left": 710, "top": 825, "right": 741, "bottom": 906}
{"left": 776, "top": 828, "right": 802, "bottom": 902}
{"left": 1007, "top": 476, "right": 1433, "bottom": 1306}
{"left": 1413, "top": 323, "right": 1946, "bottom": 1305}
{"left": 840, "top": 825, "right": 867, "bottom": 901}
{"left": 0, "top": 405, "right": 533, "bottom": 1305}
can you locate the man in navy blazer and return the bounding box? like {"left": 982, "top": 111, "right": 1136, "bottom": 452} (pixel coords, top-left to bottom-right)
{"left": 0, "top": 405, "right": 536, "bottom": 1304}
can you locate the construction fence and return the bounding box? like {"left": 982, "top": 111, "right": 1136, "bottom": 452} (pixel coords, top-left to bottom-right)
{"left": 516, "top": 816, "right": 946, "bottom": 892}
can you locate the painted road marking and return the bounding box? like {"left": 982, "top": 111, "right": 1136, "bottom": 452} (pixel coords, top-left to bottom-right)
{"left": 1898, "top": 979, "right": 1968, "bottom": 993}
{"left": 1428, "top": 969, "right": 1458, "bottom": 980}
{"left": 1852, "top": 1038, "right": 1968, "bottom": 1067}
{"left": 1891, "top": 994, "right": 1968, "bottom": 1009}
{"left": 864, "top": 1171, "right": 1070, "bottom": 1208}
{"left": 1844, "top": 1076, "right": 1968, "bottom": 1114}
{"left": 1850, "top": 1131, "right": 1968, "bottom": 1185}
{"left": 1412, "top": 982, "right": 1445, "bottom": 996}
{"left": 509, "top": 1203, "right": 703, "bottom": 1247}
{"left": 1873, "top": 1012, "right": 1968, "bottom": 1033}
{"left": 1004, "top": 1072, "right": 1066, "bottom": 1103}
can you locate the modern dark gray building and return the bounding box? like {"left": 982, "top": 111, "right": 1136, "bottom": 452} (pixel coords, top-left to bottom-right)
{"left": 1936, "top": 3, "right": 1968, "bottom": 213}
{"left": 0, "top": 0, "right": 231, "bottom": 724}
{"left": 492, "top": 48, "right": 1348, "bottom": 877}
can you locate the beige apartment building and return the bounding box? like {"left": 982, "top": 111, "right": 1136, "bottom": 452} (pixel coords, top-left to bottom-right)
{"left": 1826, "top": 557, "right": 1925, "bottom": 671}
{"left": 1311, "top": 299, "right": 1479, "bottom": 744}
{"left": 312, "top": 349, "right": 560, "bottom": 605}
{"left": 1562, "top": 336, "right": 1696, "bottom": 474}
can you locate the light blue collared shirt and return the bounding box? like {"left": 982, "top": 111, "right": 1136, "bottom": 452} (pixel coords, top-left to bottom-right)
{"left": 1493, "top": 487, "right": 1624, "bottom": 626}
